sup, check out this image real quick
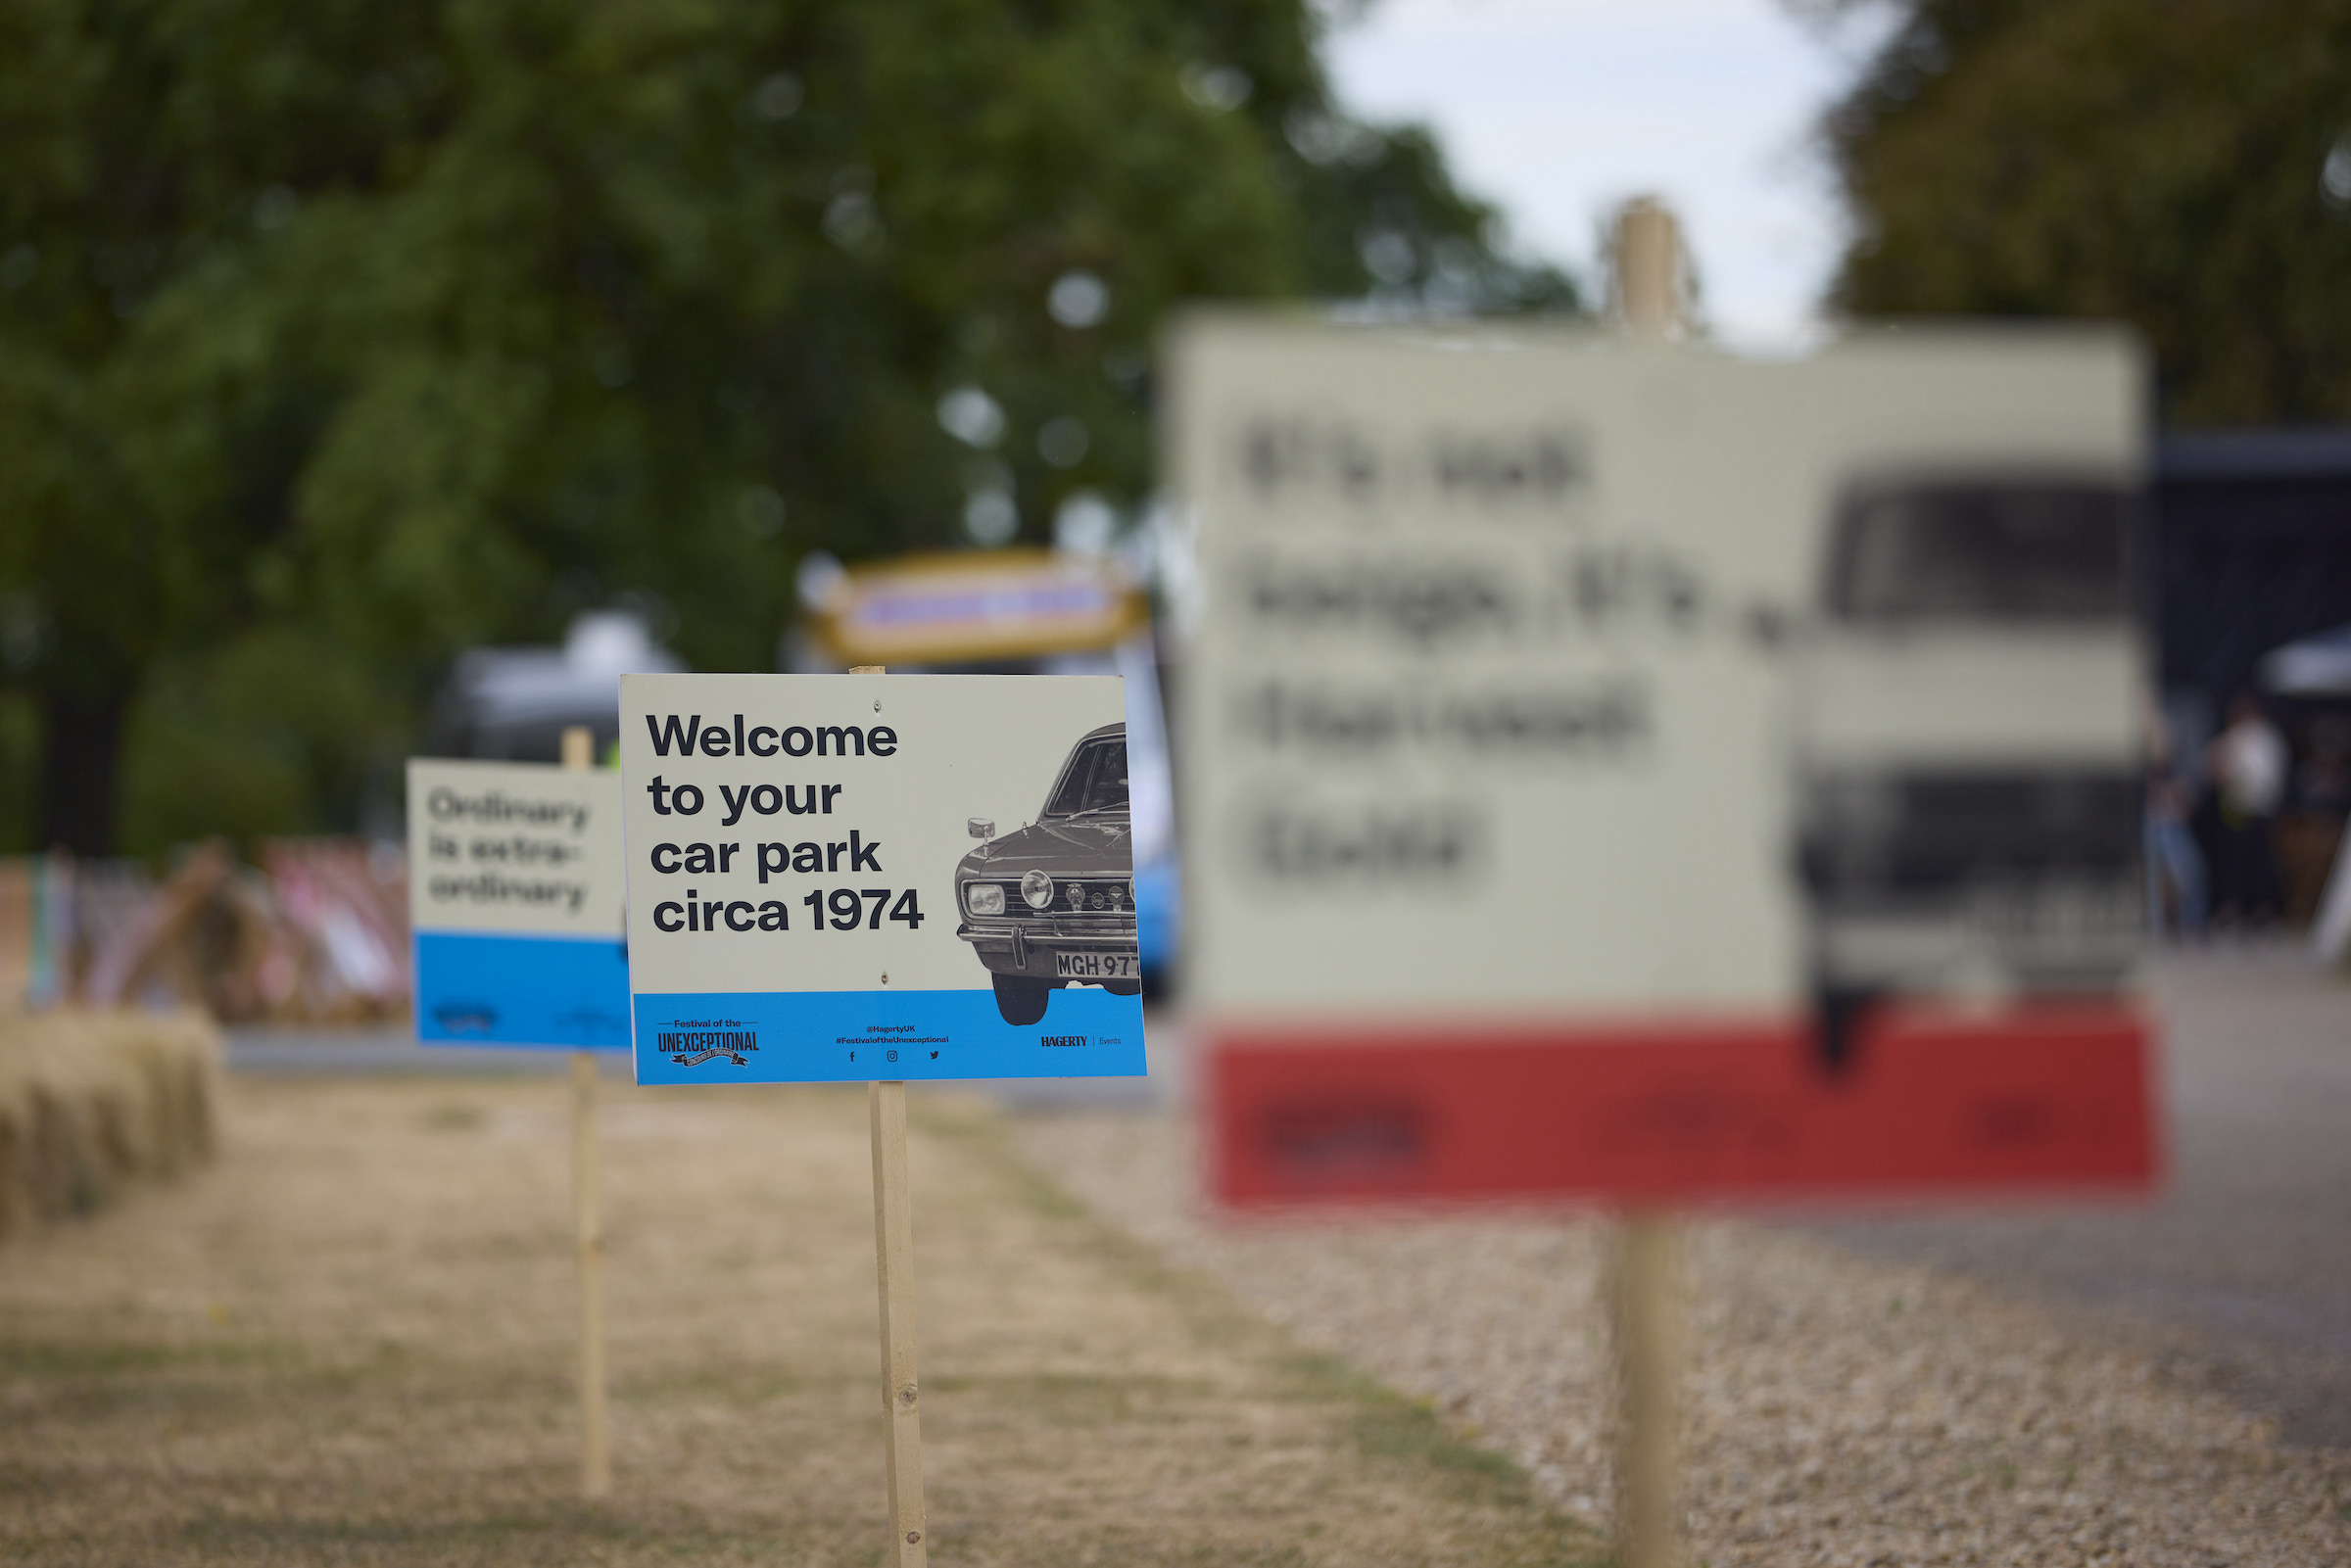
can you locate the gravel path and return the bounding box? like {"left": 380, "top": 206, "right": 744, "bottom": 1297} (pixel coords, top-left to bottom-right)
{"left": 1818, "top": 943, "right": 2351, "bottom": 1449}
{"left": 1018, "top": 1111, "right": 2351, "bottom": 1567}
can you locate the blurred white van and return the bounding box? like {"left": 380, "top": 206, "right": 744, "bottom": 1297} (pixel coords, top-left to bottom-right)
{"left": 1796, "top": 476, "right": 2144, "bottom": 1067}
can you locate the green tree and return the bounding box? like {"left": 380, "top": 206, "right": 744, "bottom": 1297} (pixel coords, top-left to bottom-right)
{"left": 1819, "top": 0, "right": 2351, "bottom": 425}
{"left": 0, "top": 0, "right": 1574, "bottom": 856}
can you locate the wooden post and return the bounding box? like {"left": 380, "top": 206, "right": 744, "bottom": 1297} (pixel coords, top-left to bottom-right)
{"left": 869, "top": 1079, "right": 928, "bottom": 1566}
{"left": 850, "top": 663, "right": 929, "bottom": 1566}
{"left": 1609, "top": 199, "right": 1684, "bottom": 1568}
{"left": 1614, "top": 195, "right": 1682, "bottom": 338}
{"left": 1613, "top": 1216, "right": 1680, "bottom": 1568}
{"left": 562, "top": 725, "right": 612, "bottom": 1500}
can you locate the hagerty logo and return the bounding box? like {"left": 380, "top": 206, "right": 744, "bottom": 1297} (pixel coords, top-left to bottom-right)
{"left": 1038, "top": 1033, "right": 1086, "bottom": 1048}
{"left": 657, "top": 1024, "right": 759, "bottom": 1068}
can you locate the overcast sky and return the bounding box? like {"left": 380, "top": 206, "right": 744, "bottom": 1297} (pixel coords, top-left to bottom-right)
{"left": 1322, "top": 0, "right": 1892, "bottom": 348}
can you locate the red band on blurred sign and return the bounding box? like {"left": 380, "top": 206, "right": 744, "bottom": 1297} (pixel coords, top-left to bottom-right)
{"left": 1207, "top": 1002, "right": 2156, "bottom": 1208}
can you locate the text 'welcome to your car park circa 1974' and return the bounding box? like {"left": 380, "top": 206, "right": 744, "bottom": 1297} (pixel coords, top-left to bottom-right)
{"left": 616, "top": 672, "right": 1146, "bottom": 1084}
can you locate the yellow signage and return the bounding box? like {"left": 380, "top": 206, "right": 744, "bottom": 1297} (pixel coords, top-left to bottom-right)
{"left": 813, "top": 549, "right": 1148, "bottom": 665}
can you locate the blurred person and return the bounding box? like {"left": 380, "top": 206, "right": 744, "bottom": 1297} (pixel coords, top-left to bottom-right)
{"left": 2144, "top": 717, "right": 2206, "bottom": 938}
{"left": 2293, "top": 714, "right": 2351, "bottom": 817}
{"left": 2272, "top": 714, "right": 2351, "bottom": 927}
{"left": 2206, "top": 693, "right": 2286, "bottom": 926}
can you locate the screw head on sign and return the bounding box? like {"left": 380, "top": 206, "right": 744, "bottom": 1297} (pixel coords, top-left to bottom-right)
{"left": 906, "top": 1531, "right": 921, "bottom": 1544}
{"left": 874, "top": 700, "right": 882, "bottom": 712}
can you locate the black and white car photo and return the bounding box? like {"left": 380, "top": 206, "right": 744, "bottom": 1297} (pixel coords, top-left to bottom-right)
{"left": 954, "top": 722, "right": 1141, "bottom": 1024}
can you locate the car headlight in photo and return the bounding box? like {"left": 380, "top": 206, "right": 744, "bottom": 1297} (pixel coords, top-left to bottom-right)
{"left": 1021, "top": 869, "right": 1054, "bottom": 909}
{"left": 964, "top": 880, "right": 1005, "bottom": 917}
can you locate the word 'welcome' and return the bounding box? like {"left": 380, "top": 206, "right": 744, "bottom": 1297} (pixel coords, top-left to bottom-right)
{"left": 646, "top": 714, "right": 897, "bottom": 758}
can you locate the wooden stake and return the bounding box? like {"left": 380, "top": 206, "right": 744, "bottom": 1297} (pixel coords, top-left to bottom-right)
{"left": 1615, "top": 195, "right": 1682, "bottom": 339}
{"left": 1608, "top": 202, "right": 1684, "bottom": 1568}
{"left": 1613, "top": 1215, "right": 1681, "bottom": 1568}
{"left": 561, "top": 725, "right": 612, "bottom": 1500}
{"left": 848, "top": 664, "right": 928, "bottom": 1565}
{"left": 571, "top": 1049, "right": 611, "bottom": 1497}
{"left": 869, "top": 1079, "right": 928, "bottom": 1566}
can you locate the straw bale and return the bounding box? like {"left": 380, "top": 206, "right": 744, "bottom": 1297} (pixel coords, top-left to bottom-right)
{"left": 0, "top": 1007, "right": 220, "bottom": 1242}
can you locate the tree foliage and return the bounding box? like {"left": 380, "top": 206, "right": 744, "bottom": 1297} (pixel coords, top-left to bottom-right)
{"left": 0, "top": 0, "right": 1575, "bottom": 854}
{"left": 1821, "top": 0, "right": 2351, "bottom": 427}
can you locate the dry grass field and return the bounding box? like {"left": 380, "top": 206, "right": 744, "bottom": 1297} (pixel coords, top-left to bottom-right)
{"left": 0, "top": 1076, "right": 1598, "bottom": 1567}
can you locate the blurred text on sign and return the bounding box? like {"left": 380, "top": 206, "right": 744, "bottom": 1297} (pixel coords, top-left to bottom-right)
{"left": 1171, "top": 316, "right": 2155, "bottom": 1205}
{"left": 407, "top": 758, "right": 630, "bottom": 1050}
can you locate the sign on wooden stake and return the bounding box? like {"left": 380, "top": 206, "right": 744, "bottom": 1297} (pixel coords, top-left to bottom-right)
{"left": 406, "top": 736, "right": 625, "bottom": 1498}
{"left": 1171, "top": 192, "right": 2160, "bottom": 1568}
{"left": 616, "top": 668, "right": 1147, "bottom": 1562}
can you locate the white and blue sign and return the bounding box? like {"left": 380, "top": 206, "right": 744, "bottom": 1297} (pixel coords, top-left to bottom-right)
{"left": 618, "top": 673, "right": 1147, "bottom": 1084}
{"left": 407, "top": 758, "right": 631, "bottom": 1050}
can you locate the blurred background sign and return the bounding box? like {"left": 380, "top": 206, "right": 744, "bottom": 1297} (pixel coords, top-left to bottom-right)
{"left": 406, "top": 758, "right": 629, "bottom": 1051}
{"left": 808, "top": 549, "right": 1148, "bottom": 669}
{"left": 1172, "top": 314, "right": 2156, "bottom": 1207}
